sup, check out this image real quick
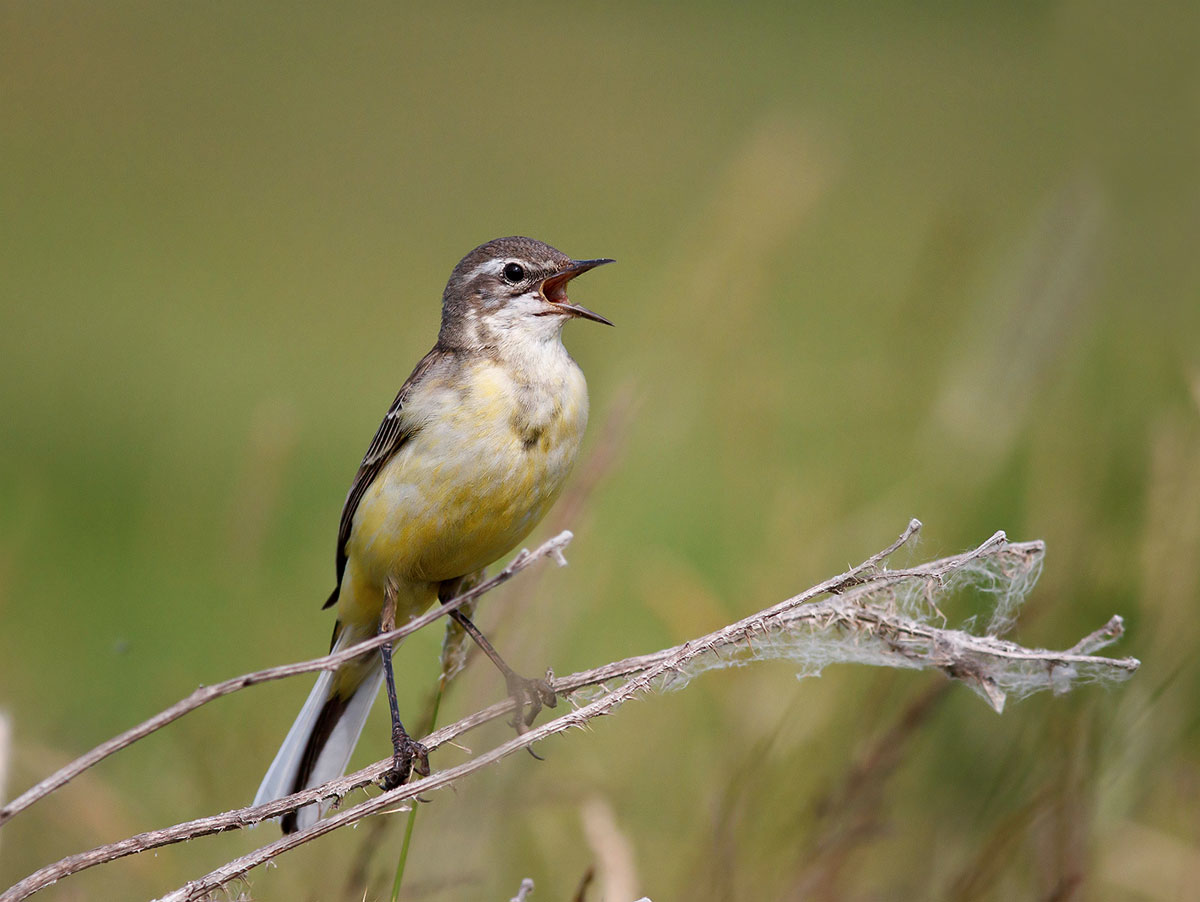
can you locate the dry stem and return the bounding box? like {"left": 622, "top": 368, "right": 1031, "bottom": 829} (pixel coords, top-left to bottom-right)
{"left": 0, "top": 531, "right": 574, "bottom": 831}
{"left": 0, "top": 522, "right": 1139, "bottom": 902}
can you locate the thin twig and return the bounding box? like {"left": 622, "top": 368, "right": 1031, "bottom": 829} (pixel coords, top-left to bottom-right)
{"left": 510, "top": 877, "right": 535, "bottom": 902}
{"left": 1066, "top": 615, "right": 1127, "bottom": 655}
{"left": 0, "top": 712, "right": 9, "bottom": 859}
{"left": 0, "top": 531, "right": 574, "bottom": 829}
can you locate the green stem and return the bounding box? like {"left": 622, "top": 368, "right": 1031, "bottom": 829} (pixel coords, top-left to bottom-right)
{"left": 390, "top": 683, "right": 445, "bottom": 902}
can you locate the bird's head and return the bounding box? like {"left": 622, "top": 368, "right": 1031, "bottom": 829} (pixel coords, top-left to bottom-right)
{"left": 439, "top": 237, "right": 613, "bottom": 349}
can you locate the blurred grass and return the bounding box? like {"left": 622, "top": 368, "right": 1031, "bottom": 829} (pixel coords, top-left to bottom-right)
{"left": 2, "top": 1, "right": 1198, "bottom": 899}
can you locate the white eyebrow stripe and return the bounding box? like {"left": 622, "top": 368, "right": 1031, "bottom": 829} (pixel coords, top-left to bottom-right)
{"left": 463, "top": 259, "right": 506, "bottom": 282}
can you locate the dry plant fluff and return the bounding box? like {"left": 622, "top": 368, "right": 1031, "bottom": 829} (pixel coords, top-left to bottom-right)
{"left": 573, "top": 521, "right": 1134, "bottom": 715}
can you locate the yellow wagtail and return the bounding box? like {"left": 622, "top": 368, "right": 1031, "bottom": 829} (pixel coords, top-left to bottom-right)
{"left": 254, "top": 237, "right": 613, "bottom": 832}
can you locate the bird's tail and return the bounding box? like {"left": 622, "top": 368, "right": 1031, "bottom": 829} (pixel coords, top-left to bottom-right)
{"left": 254, "top": 622, "right": 385, "bottom": 833}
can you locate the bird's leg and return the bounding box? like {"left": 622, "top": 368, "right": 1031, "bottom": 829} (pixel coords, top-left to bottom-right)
{"left": 450, "top": 609, "right": 557, "bottom": 730}
{"left": 439, "top": 577, "right": 557, "bottom": 733}
{"left": 378, "top": 577, "right": 429, "bottom": 791}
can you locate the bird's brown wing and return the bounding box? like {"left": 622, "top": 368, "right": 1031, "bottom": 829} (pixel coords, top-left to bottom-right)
{"left": 322, "top": 347, "right": 443, "bottom": 610}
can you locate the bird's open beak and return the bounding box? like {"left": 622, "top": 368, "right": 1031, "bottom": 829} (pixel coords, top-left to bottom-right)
{"left": 540, "top": 258, "right": 615, "bottom": 326}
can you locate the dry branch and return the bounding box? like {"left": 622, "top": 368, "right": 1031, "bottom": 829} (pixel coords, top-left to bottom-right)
{"left": 0, "top": 531, "right": 574, "bottom": 831}
{"left": 509, "top": 877, "right": 536, "bottom": 902}
{"left": 0, "top": 521, "right": 1139, "bottom": 902}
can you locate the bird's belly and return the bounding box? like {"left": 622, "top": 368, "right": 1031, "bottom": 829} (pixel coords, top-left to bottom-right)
{"left": 349, "top": 378, "right": 585, "bottom": 585}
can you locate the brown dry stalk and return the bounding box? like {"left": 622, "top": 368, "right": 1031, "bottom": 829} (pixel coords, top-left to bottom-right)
{"left": 0, "top": 521, "right": 1139, "bottom": 902}
{"left": 0, "top": 531, "right": 575, "bottom": 831}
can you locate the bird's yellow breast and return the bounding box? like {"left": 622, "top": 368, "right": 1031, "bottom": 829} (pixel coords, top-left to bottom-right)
{"left": 347, "top": 351, "right": 588, "bottom": 602}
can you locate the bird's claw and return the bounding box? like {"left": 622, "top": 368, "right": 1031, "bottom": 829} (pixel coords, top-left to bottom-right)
{"left": 506, "top": 668, "right": 557, "bottom": 732}
{"left": 379, "top": 731, "right": 430, "bottom": 791}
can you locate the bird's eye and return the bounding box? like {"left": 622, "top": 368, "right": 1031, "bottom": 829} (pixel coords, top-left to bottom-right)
{"left": 503, "top": 262, "right": 526, "bottom": 284}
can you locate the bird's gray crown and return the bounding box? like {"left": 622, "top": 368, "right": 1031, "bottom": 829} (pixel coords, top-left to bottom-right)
{"left": 437, "top": 236, "right": 575, "bottom": 348}
{"left": 448, "top": 237, "right": 573, "bottom": 292}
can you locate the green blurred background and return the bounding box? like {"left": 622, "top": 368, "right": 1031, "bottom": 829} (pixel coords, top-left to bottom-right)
{"left": 2, "top": 2, "right": 1198, "bottom": 899}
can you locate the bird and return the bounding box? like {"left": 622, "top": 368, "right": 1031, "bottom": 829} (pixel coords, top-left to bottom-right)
{"left": 253, "top": 236, "right": 613, "bottom": 833}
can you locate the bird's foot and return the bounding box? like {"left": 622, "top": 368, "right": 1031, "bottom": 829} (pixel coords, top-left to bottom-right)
{"left": 379, "top": 728, "right": 430, "bottom": 791}
{"left": 506, "top": 668, "right": 557, "bottom": 733}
